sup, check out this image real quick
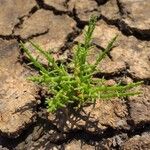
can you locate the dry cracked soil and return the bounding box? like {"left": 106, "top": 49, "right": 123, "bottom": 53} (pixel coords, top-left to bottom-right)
{"left": 0, "top": 0, "right": 150, "bottom": 150}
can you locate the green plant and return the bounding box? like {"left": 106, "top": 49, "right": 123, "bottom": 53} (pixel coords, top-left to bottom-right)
{"left": 20, "top": 16, "right": 142, "bottom": 112}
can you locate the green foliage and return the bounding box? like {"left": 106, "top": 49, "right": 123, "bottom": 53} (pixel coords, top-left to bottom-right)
{"left": 20, "top": 16, "right": 142, "bottom": 112}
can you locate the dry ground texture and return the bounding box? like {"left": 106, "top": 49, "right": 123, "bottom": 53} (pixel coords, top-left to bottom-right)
{"left": 0, "top": 0, "right": 150, "bottom": 149}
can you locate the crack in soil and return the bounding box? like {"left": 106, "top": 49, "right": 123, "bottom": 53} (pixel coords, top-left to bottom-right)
{"left": 12, "top": 6, "right": 39, "bottom": 35}
{"left": 36, "top": 0, "right": 68, "bottom": 15}
{"left": 124, "top": 97, "right": 132, "bottom": 125}
{"left": 0, "top": 6, "right": 41, "bottom": 42}
{"left": 21, "top": 29, "right": 49, "bottom": 41}
{"left": 68, "top": 7, "right": 101, "bottom": 30}
{"left": 59, "top": 28, "right": 81, "bottom": 55}
{"left": 95, "top": 0, "right": 109, "bottom": 6}
{"left": 116, "top": 0, "right": 128, "bottom": 17}
{"left": 101, "top": 15, "right": 150, "bottom": 41}
{"left": 69, "top": 8, "right": 87, "bottom": 29}
{"left": 0, "top": 35, "right": 20, "bottom": 41}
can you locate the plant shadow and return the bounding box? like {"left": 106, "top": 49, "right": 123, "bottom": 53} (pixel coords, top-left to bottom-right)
{"left": 14, "top": 101, "right": 109, "bottom": 149}
{"left": 51, "top": 103, "right": 101, "bottom": 133}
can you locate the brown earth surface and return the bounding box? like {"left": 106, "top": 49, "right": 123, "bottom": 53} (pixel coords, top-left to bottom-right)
{"left": 0, "top": 0, "right": 150, "bottom": 149}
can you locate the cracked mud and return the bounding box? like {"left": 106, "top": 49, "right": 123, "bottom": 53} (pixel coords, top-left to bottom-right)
{"left": 0, "top": 0, "right": 150, "bottom": 149}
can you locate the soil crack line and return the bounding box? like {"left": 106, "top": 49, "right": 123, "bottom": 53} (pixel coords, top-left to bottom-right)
{"left": 36, "top": 0, "right": 68, "bottom": 15}
{"left": 101, "top": 15, "right": 150, "bottom": 41}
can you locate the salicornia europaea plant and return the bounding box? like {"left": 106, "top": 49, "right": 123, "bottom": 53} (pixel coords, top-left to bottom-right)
{"left": 20, "top": 16, "right": 142, "bottom": 112}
